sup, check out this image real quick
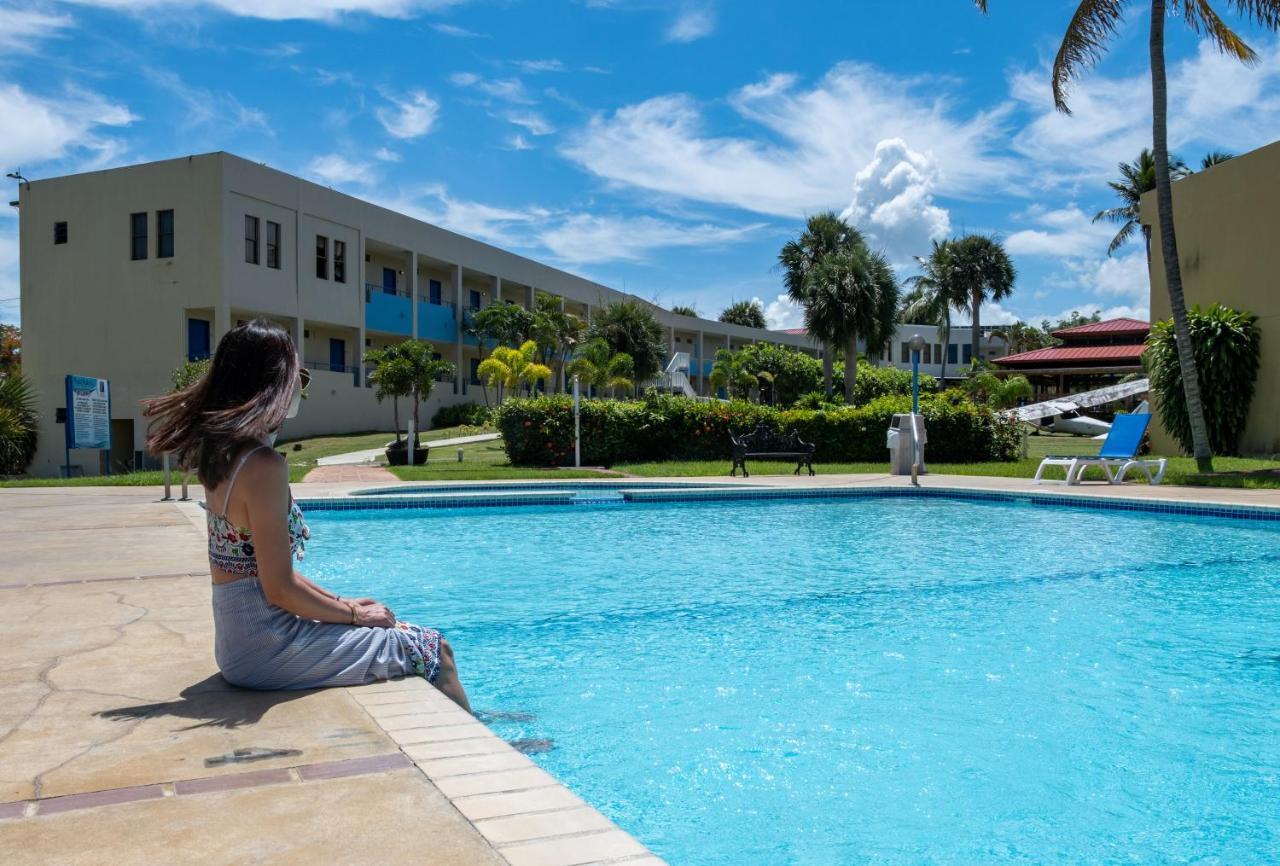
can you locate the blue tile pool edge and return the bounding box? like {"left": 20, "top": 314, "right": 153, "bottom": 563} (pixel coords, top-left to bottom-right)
{"left": 296, "top": 485, "right": 1280, "bottom": 523}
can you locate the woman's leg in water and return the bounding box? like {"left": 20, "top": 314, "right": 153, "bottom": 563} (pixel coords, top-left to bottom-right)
{"left": 434, "top": 638, "right": 471, "bottom": 713}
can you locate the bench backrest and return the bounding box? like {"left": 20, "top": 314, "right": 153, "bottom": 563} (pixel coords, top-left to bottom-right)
{"left": 732, "top": 424, "right": 809, "bottom": 452}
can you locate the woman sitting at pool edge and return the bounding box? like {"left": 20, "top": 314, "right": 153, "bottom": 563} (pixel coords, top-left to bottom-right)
{"left": 142, "top": 319, "right": 470, "bottom": 712}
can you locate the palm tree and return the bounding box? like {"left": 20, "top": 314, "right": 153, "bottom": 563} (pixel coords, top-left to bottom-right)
{"left": 566, "top": 338, "right": 634, "bottom": 398}
{"left": 364, "top": 346, "right": 412, "bottom": 442}
{"left": 802, "top": 242, "right": 899, "bottom": 404}
{"left": 0, "top": 373, "right": 38, "bottom": 475}
{"left": 946, "top": 234, "right": 1015, "bottom": 371}
{"left": 779, "top": 213, "right": 866, "bottom": 398}
{"left": 718, "top": 299, "right": 767, "bottom": 329}
{"left": 670, "top": 304, "right": 698, "bottom": 317}
{"left": 477, "top": 340, "right": 552, "bottom": 402}
{"left": 1093, "top": 149, "right": 1190, "bottom": 256}
{"left": 586, "top": 301, "right": 666, "bottom": 394}
{"left": 531, "top": 292, "right": 584, "bottom": 394}
{"left": 708, "top": 348, "right": 756, "bottom": 400}
{"left": 902, "top": 239, "right": 966, "bottom": 384}
{"left": 1201, "top": 150, "right": 1235, "bottom": 169}
{"left": 974, "top": 2, "right": 1280, "bottom": 471}
{"left": 468, "top": 302, "right": 534, "bottom": 405}
{"left": 990, "top": 321, "right": 1055, "bottom": 356}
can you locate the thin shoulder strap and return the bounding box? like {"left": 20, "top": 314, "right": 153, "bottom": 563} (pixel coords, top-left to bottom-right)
{"left": 221, "top": 444, "right": 271, "bottom": 518}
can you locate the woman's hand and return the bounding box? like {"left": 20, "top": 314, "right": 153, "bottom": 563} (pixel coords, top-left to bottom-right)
{"left": 347, "top": 597, "right": 378, "bottom": 607}
{"left": 353, "top": 602, "right": 396, "bottom": 628}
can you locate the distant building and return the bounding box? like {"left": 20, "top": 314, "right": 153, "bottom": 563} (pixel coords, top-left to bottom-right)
{"left": 17, "top": 152, "right": 818, "bottom": 477}
{"left": 1142, "top": 138, "right": 1280, "bottom": 456}
{"left": 991, "top": 317, "right": 1149, "bottom": 398}
{"left": 781, "top": 325, "right": 1009, "bottom": 382}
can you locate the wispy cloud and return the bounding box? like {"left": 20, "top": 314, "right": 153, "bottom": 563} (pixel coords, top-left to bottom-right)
{"left": 306, "top": 153, "right": 378, "bottom": 186}
{"left": 373, "top": 146, "right": 402, "bottom": 161}
{"left": 432, "top": 22, "right": 486, "bottom": 37}
{"left": 513, "top": 58, "right": 564, "bottom": 74}
{"left": 666, "top": 4, "right": 714, "bottom": 43}
{"left": 505, "top": 111, "right": 555, "bottom": 136}
{"left": 538, "top": 214, "right": 760, "bottom": 264}
{"left": 145, "top": 68, "right": 271, "bottom": 134}
{"left": 0, "top": 83, "right": 136, "bottom": 168}
{"left": 375, "top": 90, "right": 440, "bottom": 139}
{"left": 60, "top": 0, "right": 471, "bottom": 23}
{"left": 449, "top": 72, "right": 533, "bottom": 104}
{"left": 0, "top": 6, "right": 74, "bottom": 54}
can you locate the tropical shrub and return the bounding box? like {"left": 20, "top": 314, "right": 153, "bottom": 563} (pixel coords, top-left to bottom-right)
{"left": 0, "top": 373, "right": 38, "bottom": 475}
{"left": 734, "top": 343, "right": 823, "bottom": 407}
{"left": 586, "top": 301, "right": 666, "bottom": 389}
{"left": 171, "top": 358, "right": 211, "bottom": 391}
{"left": 832, "top": 361, "right": 937, "bottom": 405}
{"left": 431, "top": 402, "right": 491, "bottom": 429}
{"left": 494, "top": 391, "right": 1018, "bottom": 467}
{"left": 1146, "top": 304, "right": 1261, "bottom": 456}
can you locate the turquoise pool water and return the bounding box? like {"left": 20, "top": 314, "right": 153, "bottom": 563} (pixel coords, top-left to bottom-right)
{"left": 303, "top": 495, "right": 1280, "bottom": 864}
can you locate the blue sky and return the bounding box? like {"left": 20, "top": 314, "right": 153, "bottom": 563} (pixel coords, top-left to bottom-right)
{"left": 3, "top": 0, "right": 1280, "bottom": 329}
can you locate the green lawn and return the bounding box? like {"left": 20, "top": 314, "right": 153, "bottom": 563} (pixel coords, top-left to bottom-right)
{"left": 0, "top": 426, "right": 494, "bottom": 487}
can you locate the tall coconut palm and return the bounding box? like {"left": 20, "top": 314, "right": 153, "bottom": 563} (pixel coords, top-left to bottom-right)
{"left": 1093, "top": 149, "right": 1190, "bottom": 256}
{"left": 566, "top": 338, "right": 633, "bottom": 399}
{"left": 947, "top": 234, "right": 1016, "bottom": 371}
{"left": 779, "top": 213, "right": 865, "bottom": 399}
{"left": 974, "top": 3, "right": 1280, "bottom": 471}
{"left": 902, "top": 239, "right": 966, "bottom": 384}
{"left": 802, "top": 242, "right": 899, "bottom": 404}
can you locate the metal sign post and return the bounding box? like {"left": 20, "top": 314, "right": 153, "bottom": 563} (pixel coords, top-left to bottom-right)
{"left": 573, "top": 374, "right": 581, "bottom": 469}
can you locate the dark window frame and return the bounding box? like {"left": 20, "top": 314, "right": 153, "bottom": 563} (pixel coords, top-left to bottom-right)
{"left": 157, "top": 209, "right": 174, "bottom": 258}
{"left": 265, "top": 220, "right": 280, "bottom": 269}
{"left": 333, "top": 239, "right": 346, "bottom": 284}
{"left": 130, "top": 212, "right": 148, "bottom": 260}
{"left": 54, "top": 222, "right": 68, "bottom": 245}
{"left": 900, "top": 342, "right": 909, "bottom": 364}
{"left": 468, "top": 289, "right": 482, "bottom": 310}
{"left": 429, "top": 279, "right": 443, "bottom": 305}
{"left": 315, "top": 235, "right": 328, "bottom": 280}
{"left": 245, "top": 215, "right": 260, "bottom": 264}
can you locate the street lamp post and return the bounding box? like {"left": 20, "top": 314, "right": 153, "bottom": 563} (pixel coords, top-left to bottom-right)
{"left": 573, "top": 374, "right": 581, "bottom": 468}
{"left": 908, "top": 334, "right": 926, "bottom": 486}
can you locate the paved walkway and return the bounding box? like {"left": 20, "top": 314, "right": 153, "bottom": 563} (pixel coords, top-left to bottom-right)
{"left": 315, "top": 433, "right": 501, "bottom": 467}
{"left": 301, "top": 464, "right": 399, "bottom": 484}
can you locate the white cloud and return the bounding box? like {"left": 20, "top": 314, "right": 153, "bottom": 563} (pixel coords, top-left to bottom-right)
{"left": 1011, "top": 39, "right": 1280, "bottom": 188}
{"left": 506, "top": 134, "right": 534, "bottom": 151}
{"left": 840, "top": 138, "right": 951, "bottom": 267}
{"left": 1005, "top": 204, "right": 1114, "bottom": 258}
{"left": 378, "top": 184, "right": 551, "bottom": 249}
{"left": 513, "top": 59, "right": 564, "bottom": 73}
{"left": 0, "top": 83, "right": 135, "bottom": 169}
{"left": 0, "top": 7, "right": 73, "bottom": 54}
{"left": 375, "top": 90, "right": 439, "bottom": 139}
{"left": 306, "top": 153, "right": 377, "bottom": 186}
{"left": 0, "top": 217, "right": 18, "bottom": 325}
{"left": 449, "top": 72, "right": 532, "bottom": 104}
{"left": 145, "top": 69, "right": 270, "bottom": 134}
{"left": 62, "top": 0, "right": 467, "bottom": 22}
{"left": 562, "top": 62, "right": 1012, "bottom": 218}
{"left": 537, "top": 214, "right": 760, "bottom": 265}
{"left": 506, "top": 111, "right": 555, "bottom": 136}
{"left": 433, "top": 22, "right": 485, "bottom": 37}
{"left": 762, "top": 293, "right": 804, "bottom": 330}
{"left": 373, "top": 146, "right": 401, "bottom": 162}
{"left": 666, "top": 6, "right": 714, "bottom": 43}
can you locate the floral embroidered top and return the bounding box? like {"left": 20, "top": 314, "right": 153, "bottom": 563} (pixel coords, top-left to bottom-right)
{"left": 201, "top": 443, "right": 308, "bottom": 577}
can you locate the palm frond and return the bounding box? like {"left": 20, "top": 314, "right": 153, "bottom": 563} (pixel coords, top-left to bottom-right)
{"left": 1222, "top": 0, "right": 1280, "bottom": 32}
{"left": 1181, "top": 0, "right": 1257, "bottom": 60}
{"left": 1052, "top": 0, "right": 1127, "bottom": 113}
{"left": 1106, "top": 220, "right": 1139, "bottom": 255}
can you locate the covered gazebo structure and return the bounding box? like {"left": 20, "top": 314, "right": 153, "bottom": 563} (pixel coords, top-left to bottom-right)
{"left": 991, "top": 317, "right": 1149, "bottom": 400}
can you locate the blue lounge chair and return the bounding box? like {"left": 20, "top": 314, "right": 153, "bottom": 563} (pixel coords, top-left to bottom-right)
{"left": 1034, "top": 412, "right": 1167, "bottom": 485}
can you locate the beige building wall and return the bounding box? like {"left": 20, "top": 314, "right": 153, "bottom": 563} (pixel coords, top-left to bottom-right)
{"left": 1141, "top": 139, "right": 1280, "bottom": 456}
{"left": 18, "top": 152, "right": 820, "bottom": 477}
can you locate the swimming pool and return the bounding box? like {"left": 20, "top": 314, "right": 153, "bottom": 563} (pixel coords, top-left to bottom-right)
{"left": 351, "top": 480, "right": 749, "bottom": 495}
{"left": 302, "top": 492, "right": 1280, "bottom": 864}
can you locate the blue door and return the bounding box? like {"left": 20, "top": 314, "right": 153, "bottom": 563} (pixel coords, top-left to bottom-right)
{"left": 382, "top": 267, "right": 396, "bottom": 295}
{"left": 187, "top": 318, "right": 210, "bottom": 361}
{"left": 329, "top": 338, "right": 345, "bottom": 372}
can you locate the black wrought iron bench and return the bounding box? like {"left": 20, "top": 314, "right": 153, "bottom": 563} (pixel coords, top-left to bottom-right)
{"left": 730, "top": 425, "right": 816, "bottom": 477}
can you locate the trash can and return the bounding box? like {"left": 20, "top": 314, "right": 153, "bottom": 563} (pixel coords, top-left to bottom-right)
{"left": 887, "top": 413, "right": 927, "bottom": 475}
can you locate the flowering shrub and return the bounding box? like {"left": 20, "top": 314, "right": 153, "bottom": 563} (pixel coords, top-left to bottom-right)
{"left": 494, "top": 392, "right": 1019, "bottom": 467}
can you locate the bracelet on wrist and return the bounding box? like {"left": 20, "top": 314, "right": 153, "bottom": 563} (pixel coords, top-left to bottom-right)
{"left": 347, "top": 603, "right": 358, "bottom": 625}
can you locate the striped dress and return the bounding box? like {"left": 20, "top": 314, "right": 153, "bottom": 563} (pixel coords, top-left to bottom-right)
{"left": 204, "top": 444, "right": 442, "bottom": 690}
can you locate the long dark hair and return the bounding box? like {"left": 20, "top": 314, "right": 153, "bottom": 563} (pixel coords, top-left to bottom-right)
{"left": 143, "top": 319, "right": 299, "bottom": 488}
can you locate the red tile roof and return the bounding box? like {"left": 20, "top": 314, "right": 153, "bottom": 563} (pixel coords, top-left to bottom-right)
{"left": 1052, "top": 317, "right": 1150, "bottom": 338}
{"left": 778, "top": 328, "right": 808, "bottom": 335}
{"left": 993, "top": 343, "right": 1147, "bottom": 367}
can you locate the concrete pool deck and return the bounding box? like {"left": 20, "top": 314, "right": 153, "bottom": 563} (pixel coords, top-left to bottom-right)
{"left": 2, "top": 473, "right": 1278, "bottom": 863}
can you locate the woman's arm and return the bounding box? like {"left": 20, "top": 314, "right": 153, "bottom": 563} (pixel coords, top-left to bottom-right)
{"left": 243, "top": 453, "right": 392, "bottom": 627}
{"left": 295, "top": 573, "right": 387, "bottom": 616}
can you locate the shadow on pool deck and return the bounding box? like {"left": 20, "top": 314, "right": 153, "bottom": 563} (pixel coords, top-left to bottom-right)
{"left": 96, "top": 673, "right": 316, "bottom": 731}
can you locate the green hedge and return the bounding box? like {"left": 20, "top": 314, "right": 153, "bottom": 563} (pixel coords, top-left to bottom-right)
{"left": 494, "top": 392, "right": 1019, "bottom": 467}
{"left": 431, "top": 402, "right": 492, "bottom": 429}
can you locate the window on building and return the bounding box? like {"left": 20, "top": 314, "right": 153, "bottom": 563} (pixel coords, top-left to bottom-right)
{"left": 923, "top": 343, "right": 932, "bottom": 365}
{"left": 54, "top": 222, "right": 68, "bottom": 245}
{"left": 900, "top": 342, "right": 910, "bottom": 364}
{"left": 947, "top": 344, "right": 958, "bottom": 365}
{"left": 429, "top": 279, "right": 442, "bottom": 305}
{"left": 470, "top": 358, "right": 481, "bottom": 385}
{"left": 934, "top": 343, "right": 942, "bottom": 363}
{"left": 266, "top": 221, "right": 280, "bottom": 269}
{"left": 157, "top": 209, "right": 174, "bottom": 258}
{"left": 469, "top": 289, "right": 481, "bottom": 310}
{"left": 187, "top": 318, "right": 211, "bottom": 361}
{"left": 334, "top": 240, "right": 346, "bottom": 283}
{"left": 130, "top": 212, "right": 147, "bottom": 260}
{"left": 315, "top": 235, "right": 328, "bottom": 279}
{"left": 244, "top": 216, "right": 259, "bottom": 264}
{"left": 963, "top": 345, "right": 973, "bottom": 365}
